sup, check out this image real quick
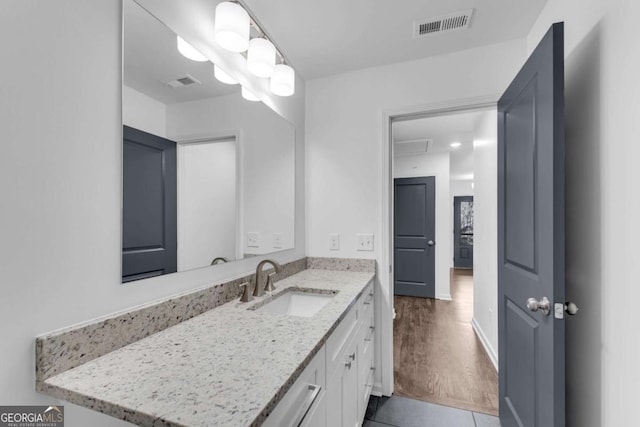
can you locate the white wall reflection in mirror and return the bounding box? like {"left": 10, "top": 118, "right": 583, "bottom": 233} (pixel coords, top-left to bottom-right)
{"left": 122, "top": 0, "right": 295, "bottom": 283}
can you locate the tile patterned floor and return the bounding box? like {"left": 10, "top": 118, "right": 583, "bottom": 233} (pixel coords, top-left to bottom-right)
{"left": 364, "top": 395, "right": 501, "bottom": 427}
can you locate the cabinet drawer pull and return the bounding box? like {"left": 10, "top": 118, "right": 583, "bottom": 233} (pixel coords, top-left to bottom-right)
{"left": 345, "top": 361, "right": 352, "bottom": 369}
{"left": 349, "top": 352, "right": 356, "bottom": 361}
{"left": 291, "top": 384, "right": 322, "bottom": 427}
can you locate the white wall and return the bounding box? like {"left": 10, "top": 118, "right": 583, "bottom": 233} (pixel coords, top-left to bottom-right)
{"left": 0, "top": 1, "right": 305, "bottom": 425}
{"left": 167, "top": 94, "right": 296, "bottom": 256}
{"left": 450, "top": 179, "right": 474, "bottom": 197}
{"left": 394, "top": 153, "right": 452, "bottom": 300}
{"left": 122, "top": 85, "right": 167, "bottom": 137}
{"left": 470, "top": 110, "right": 498, "bottom": 368}
{"left": 178, "top": 140, "right": 237, "bottom": 270}
{"left": 527, "top": 1, "right": 640, "bottom": 426}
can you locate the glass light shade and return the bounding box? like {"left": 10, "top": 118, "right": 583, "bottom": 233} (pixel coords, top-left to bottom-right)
{"left": 214, "top": 65, "right": 238, "bottom": 85}
{"left": 241, "top": 87, "right": 260, "bottom": 102}
{"left": 176, "top": 36, "right": 208, "bottom": 62}
{"left": 247, "top": 38, "right": 276, "bottom": 78}
{"left": 214, "top": 2, "right": 250, "bottom": 53}
{"left": 270, "top": 64, "right": 295, "bottom": 96}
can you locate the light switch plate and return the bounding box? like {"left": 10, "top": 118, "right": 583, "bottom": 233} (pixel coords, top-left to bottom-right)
{"left": 247, "top": 232, "right": 260, "bottom": 248}
{"left": 329, "top": 233, "right": 340, "bottom": 251}
{"left": 357, "top": 233, "right": 374, "bottom": 251}
{"left": 273, "top": 233, "right": 283, "bottom": 249}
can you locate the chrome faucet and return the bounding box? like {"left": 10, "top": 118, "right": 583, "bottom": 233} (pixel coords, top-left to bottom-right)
{"left": 253, "top": 259, "right": 282, "bottom": 297}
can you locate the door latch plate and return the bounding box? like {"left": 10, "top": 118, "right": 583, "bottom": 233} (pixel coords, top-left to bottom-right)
{"left": 554, "top": 303, "right": 564, "bottom": 319}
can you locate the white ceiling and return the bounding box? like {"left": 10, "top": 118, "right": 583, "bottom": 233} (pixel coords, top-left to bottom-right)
{"left": 244, "top": 0, "right": 547, "bottom": 79}
{"left": 393, "top": 110, "right": 492, "bottom": 180}
{"left": 124, "top": 0, "right": 238, "bottom": 104}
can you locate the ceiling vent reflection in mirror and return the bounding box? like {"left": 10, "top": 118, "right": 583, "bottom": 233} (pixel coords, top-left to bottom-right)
{"left": 414, "top": 8, "right": 474, "bottom": 37}
{"left": 165, "top": 74, "right": 202, "bottom": 88}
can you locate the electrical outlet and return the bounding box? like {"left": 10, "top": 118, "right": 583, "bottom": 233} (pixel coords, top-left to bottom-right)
{"left": 247, "top": 232, "right": 260, "bottom": 248}
{"left": 273, "top": 233, "right": 283, "bottom": 249}
{"left": 357, "top": 233, "right": 374, "bottom": 251}
{"left": 329, "top": 233, "right": 340, "bottom": 251}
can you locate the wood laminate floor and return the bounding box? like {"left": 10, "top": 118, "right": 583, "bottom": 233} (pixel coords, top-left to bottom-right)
{"left": 393, "top": 269, "right": 499, "bottom": 416}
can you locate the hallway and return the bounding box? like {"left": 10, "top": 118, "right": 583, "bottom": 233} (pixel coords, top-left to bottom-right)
{"left": 393, "top": 269, "right": 499, "bottom": 415}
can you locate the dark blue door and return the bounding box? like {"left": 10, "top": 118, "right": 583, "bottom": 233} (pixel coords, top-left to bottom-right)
{"left": 498, "top": 23, "right": 565, "bottom": 426}
{"left": 453, "top": 196, "right": 474, "bottom": 269}
{"left": 122, "top": 126, "right": 177, "bottom": 283}
{"left": 394, "top": 176, "right": 435, "bottom": 298}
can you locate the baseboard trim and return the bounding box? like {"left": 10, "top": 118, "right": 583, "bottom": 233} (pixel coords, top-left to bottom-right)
{"left": 437, "top": 293, "right": 452, "bottom": 301}
{"left": 471, "top": 318, "right": 499, "bottom": 372}
{"left": 372, "top": 382, "right": 384, "bottom": 397}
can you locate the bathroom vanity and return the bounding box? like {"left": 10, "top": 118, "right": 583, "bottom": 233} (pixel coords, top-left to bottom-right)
{"left": 36, "top": 259, "right": 376, "bottom": 426}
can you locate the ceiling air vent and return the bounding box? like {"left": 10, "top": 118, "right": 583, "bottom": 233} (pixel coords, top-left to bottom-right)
{"left": 165, "top": 74, "right": 202, "bottom": 88}
{"left": 414, "top": 9, "right": 474, "bottom": 37}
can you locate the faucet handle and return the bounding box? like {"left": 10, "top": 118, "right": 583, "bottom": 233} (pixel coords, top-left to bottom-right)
{"left": 239, "top": 282, "right": 253, "bottom": 303}
{"left": 264, "top": 272, "right": 277, "bottom": 293}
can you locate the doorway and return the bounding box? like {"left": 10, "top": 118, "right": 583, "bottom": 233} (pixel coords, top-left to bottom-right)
{"left": 387, "top": 105, "right": 499, "bottom": 416}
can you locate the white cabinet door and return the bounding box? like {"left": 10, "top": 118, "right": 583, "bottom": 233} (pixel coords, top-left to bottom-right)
{"left": 326, "top": 338, "right": 359, "bottom": 427}
{"left": 342, "top": 345, "right": 359, "bottom": 427}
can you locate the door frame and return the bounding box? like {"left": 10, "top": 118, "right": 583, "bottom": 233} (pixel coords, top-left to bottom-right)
{"left": 378, "top": 94, "right": 500, "bottom": 396}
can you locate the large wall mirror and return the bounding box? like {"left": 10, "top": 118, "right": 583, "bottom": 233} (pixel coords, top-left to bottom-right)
{"left": 122, "top": 0, "right": 295, "bottom": 283}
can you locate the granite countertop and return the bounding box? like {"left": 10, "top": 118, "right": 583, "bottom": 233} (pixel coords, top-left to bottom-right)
{"left": 41, "top": 269, "right": 374, "bottom": 427}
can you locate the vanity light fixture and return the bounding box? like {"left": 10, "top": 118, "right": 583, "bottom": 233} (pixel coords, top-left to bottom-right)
{"left": 214, "top": 0, "right": 297, "bottom": 96}
{"left": 450, "top": 141, "right": 462, "bottom": 148}
{"left": 176, "top": 36, "right": 208, "bottom": 62}
{"left": 270, "top": 63, "right": 295, "bottom": 97}
{"left": 214, "top": 64, "right": 238, "bottom": 85}
{"left": 241, "top": 86, "right": 260, "bottom": 102}
{"left": 214, "top": 1, "right": 250, "bottom": 53}
{"left": 247, "top": 38, "right": 276, "bottom": 78}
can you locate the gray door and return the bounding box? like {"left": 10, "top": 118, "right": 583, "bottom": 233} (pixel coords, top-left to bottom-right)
{"left": 122, "top": 126, "right": 177, "bottom": 283}
{"left": 453, "top": 196, "right": 474, "bottom": 269}
{"left": 394, "top": 177, "right": 435, "bottom": 298}
{"left": 498, "top": 23, "right": 565, "bottom": 426}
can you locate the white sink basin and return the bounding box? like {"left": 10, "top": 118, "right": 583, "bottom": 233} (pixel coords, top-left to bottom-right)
{"left": 256, "top": 291, "right": 335, "bottom": 317}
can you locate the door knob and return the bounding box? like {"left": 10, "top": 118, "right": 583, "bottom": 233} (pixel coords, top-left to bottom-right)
{"left": 527, "top": 297, "right": 550, "bottom": 315}
{"left": 427, "top": 240, "right": 435, "bottom": 246}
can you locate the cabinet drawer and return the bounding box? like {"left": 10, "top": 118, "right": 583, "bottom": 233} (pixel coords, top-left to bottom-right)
{"left": 263, "top": 346, "right": 326, "bottom": 427}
